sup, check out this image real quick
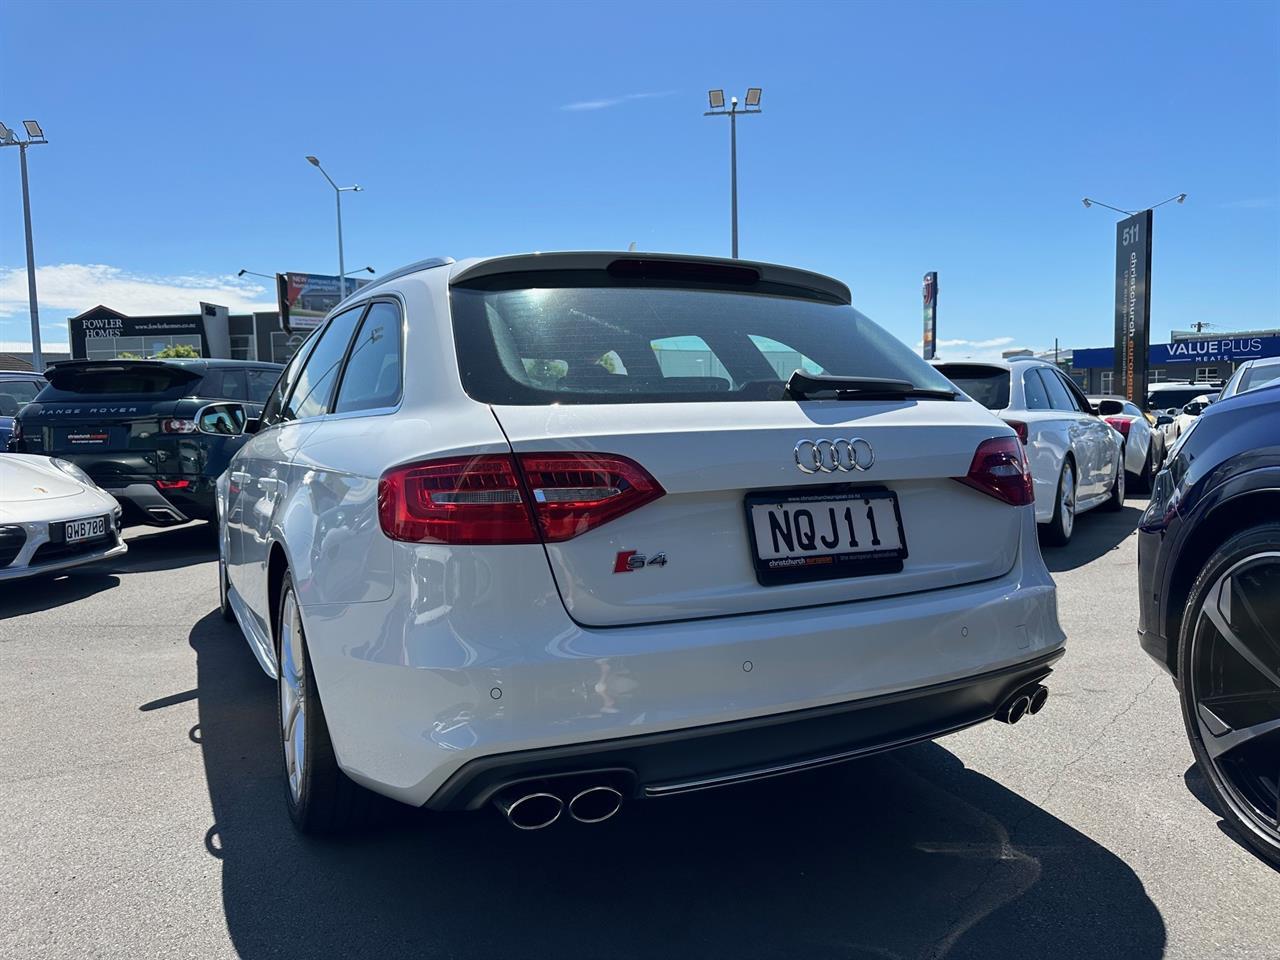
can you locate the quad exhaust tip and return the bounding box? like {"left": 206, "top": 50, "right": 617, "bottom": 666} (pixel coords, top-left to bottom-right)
{"left": 996, "top": 684, "right": 1048, "bottom": 725}
{"left": 495, "top": 790, "right": 563, "bottom": 830}
{"left": 568, "top": 785, "right": 624, "bottom": 824}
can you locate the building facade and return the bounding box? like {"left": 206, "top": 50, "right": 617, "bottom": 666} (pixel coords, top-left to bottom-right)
{"left": 67, "top": 305, "right": 307, "bottom": 364}
{"left": 1069, "top": 329, "right": 1280, "bottom": 395}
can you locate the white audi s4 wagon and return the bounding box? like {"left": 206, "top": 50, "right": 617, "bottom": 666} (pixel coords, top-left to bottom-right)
{"left": 217, "top": 252, "right": 1065, "bottom": 833}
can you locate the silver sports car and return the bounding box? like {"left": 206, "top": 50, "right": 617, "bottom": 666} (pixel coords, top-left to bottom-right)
{"left": 0, "top": 454, "right": 127, "bottom": 581}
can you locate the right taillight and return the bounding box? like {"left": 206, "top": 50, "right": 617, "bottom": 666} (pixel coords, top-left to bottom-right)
{"left": 378, "top": 451, "right": 664, "bottom": 544}
{"left": 1104, "top": 416, "right": 1132, "bottom": 439}
{"left": 954, "top": 436, "right": 1033, "bottom": 506}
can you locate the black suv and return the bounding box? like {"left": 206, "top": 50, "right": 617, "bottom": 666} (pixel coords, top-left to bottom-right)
{"left": 0, "top": 370, "right": 48, "bottom": 447}
{"left": 10, "top": 359, "right": 282, "bottom": 528}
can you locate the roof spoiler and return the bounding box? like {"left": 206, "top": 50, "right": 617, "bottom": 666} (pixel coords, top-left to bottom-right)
{"left": 449, "top": 251, "right": 852, "bottom": 304}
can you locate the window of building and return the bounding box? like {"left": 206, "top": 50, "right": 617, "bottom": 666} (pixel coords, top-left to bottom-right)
{"left": 333, "top": 302, "right": 403, "bottom": 413}
{"left": 230, "top": 335, "right": 256, "bottom": 361}
{"left": 1195, "top": 366, "right": 1219, "bottom": 384}
{"left": 1149, "top": 369, "right": 1167, "bottom": 384}
{"left": 1099, "top": 371, "right": 1114, "bottom": 394}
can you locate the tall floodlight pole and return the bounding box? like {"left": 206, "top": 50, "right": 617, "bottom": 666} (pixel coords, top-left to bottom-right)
{"left": 0, "top": 120, "right": 49, "bottom": 371}
{"left": 704, "top": 88, "right": 762, "bottom": 258}
{"left": 305, "top": 156, "right": 363, "bottom": 298}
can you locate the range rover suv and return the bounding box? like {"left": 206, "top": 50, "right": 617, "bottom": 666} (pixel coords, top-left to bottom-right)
{"left": 218, "top": 252, "right": 1066, "bottom": 834}
{"left": 11, "top": 358, "right": 282, "bottom": 528}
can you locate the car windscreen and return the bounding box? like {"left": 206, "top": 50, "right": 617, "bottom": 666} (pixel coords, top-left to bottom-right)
{"left": 1239, "top": 364, "right": 1280, "bottom": 394}
{"left": 1146, "top": 387, "right": 1207, "bottom": 411}
{"left": 450, "top": 276, "right": 958, "bottom": 404}
{"left": 933, "top": 365, "right": 1010, "bottom": 410}
{"left": 37, "top": 365, "right": 203, "bottom": 401}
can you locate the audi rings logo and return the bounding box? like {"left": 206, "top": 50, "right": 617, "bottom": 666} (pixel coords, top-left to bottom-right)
{"left": 794, "top": 438, "right": 875, "bottom": 474}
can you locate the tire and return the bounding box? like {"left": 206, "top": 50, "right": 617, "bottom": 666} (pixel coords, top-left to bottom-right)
{"left": 1177, "top": 525, "right": 1280, "bottom": 869}
{"left": 1136, "top": 443, "right": 1154, "bottom": 495}
{"left": 276, "top": 571, "right": 369, "bottom": 834}
{"left": 1102, "top": 450, "right": 1125, "bottom": 511}
{"left": 1041, "top": 459, "right": 1076, "bottom": 546}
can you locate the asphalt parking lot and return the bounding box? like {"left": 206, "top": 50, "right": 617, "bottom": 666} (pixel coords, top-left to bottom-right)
{"left": 1, "top": 499, "right": 1276, "bottom": 960}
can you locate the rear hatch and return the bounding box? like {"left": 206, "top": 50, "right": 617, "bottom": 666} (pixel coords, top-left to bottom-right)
{"left": 448, "top": 257, "right": 1028, "bottom": 627}
{"left": 17, "top": 361, "right": 205, "bottom": 482}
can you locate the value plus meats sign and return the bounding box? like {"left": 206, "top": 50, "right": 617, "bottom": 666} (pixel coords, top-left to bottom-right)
{"left": 1113, "top": 210, "right": 1154, "bottom": 404}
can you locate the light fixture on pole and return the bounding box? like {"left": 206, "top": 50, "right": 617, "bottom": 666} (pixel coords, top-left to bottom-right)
{"left": 344, "top": 266, "right": 376, "bottom": 276}
{"left": 704, "top": 88, "right": 762, "bottom": 259}
{"left": 0, "top": 119, "right": 48, "bottom": 371}
{"left": 238, "top": 269, "right": 276, "bottom": 281}
{"left": 1081, "top": 193, "right": 1187, "bottom": 216}
{"left": 305, "top": 156, "right": 363, "bottom": 298}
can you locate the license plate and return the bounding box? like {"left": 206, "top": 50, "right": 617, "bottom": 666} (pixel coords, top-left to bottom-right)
{"left": 64, "top": 516, "right": 107, "bottom": 543}
{"left": 63, "top": 428, "right": 111, "bottom": 446}
{"left": 745, "top": 488, "right": 908, "bottom": 586}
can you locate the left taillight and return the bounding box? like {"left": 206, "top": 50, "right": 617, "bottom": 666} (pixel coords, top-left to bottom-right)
{"left": 954, "top": 436, "right": 1033, "bottom": 506}
{"left": 162, "top": 419, "right": 197, "bottom": 434}
{"left": 1104, "top": 416, "right": 1132, "bottom": 439}
{"left": 378, "top": 452, "right": 664, "bottom": 545}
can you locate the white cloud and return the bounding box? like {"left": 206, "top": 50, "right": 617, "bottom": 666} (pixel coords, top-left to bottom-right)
{"left": 918, "top": 335, "right": 1044, "bottom": 361}
{"left": 0, "top": 263, "right": 277, "bottom": 322}
{"left": 560, "top": 90, "right": 677, "bottom": 111}
{"left": 0, "top": 339, "right": 69, "bottom": 353}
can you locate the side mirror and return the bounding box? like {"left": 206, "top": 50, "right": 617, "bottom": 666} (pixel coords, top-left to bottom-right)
{"left": 243, "top": 417, "right": 262, "bottom": 435}
{"left": 1156, "top": 414, "right": 1174, "bottom": 426}
{"left": 1182, "top": 403, "right": 1202, "bottom": 417}
{"left": 197, "top": 402, "right": 247, "bottom": 436}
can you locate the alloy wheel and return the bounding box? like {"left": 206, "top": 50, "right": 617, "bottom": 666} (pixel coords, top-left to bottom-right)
{"left": 278, "top": 590, "right": 308, "bottom": 804}
{"left": 1189, "top": 551, "right": 1280, "bottom": 854}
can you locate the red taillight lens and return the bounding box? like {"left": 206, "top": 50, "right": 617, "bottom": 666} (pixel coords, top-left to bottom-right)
{"left": 1002, "top": 418, "right": 1029, "bottom": 444}
{"left": 519, "top": 453, "right": 664, "bottom": 542}
{"left": 1104, "top": 416, "right": 1132, "bottom": 439}
{"left": 954, "top": 436, "right": 1033, "bottom": 506}
{"left": 162, "top": 419, "right": 197, "bottom": 434}
{"left": 155, "top": 478, "right": 191, "bottom": 490}
{"left": 378, "top": 454, "right": 538, "bottom": 544}
{"left": 378, "top": 452, "right": 665, "bottom": 544}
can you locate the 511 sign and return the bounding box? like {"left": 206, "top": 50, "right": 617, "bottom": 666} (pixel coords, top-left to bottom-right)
{"left": 1113, "top": 210, "right": 1154, "bottom": 404}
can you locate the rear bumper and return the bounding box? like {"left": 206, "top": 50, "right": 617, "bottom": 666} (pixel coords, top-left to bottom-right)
{"left": 429, "top": 648, "right": 1063, "bottom": 810}
{"left": 300, "top": 523, "right": 1064, "bottom": 809}
{"left": 99, "top": 480, "right": 214, "bottom": 526}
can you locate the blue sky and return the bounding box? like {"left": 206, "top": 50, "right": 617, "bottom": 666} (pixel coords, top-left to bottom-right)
{"left": 1, "top": 0, "right": 1276, "bottom": 358}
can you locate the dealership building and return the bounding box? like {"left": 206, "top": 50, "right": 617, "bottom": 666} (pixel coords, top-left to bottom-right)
{"left": 1044, "top": 329, "right": 1280, "bottom": 395}
{"left": 67, "top": 305, "right": 307, "bottom": 364}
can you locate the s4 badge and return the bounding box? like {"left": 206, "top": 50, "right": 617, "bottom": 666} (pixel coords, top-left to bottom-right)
{"left": 613, "top": 550, "right": 667, "bottom": 573}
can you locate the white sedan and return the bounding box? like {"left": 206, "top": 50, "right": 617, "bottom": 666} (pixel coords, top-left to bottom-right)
{"left": 934, "top": 359, "right": 1125, "bottom": 546}
{"left": 1087, "top": 395, "right": 1165, "bottom": 492}
{"left": 1173, "top": 393, "right": 1218, "bottom": 440}
{"left": 0, "top": 454, "right": 126, "bottom": 580}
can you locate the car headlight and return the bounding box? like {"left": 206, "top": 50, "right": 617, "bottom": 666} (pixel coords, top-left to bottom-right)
{"left": 52, "top": 458, "right": 94, "bottom": 486}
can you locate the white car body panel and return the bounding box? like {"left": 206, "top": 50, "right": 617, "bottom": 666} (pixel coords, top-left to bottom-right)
{"left": 220, "top": 252, "right": 1066, "bottom": 810}
{"left": 1088, "top": 396, "right": 1161, "bottom": 477}
{"left": 0, "top": 454, "right": 127, "bottom": 580}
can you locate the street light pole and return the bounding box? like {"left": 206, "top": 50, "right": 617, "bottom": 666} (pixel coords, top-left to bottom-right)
{"left": 305, "top": 156, "right": 362, "bottom": 297}
{"left": 1, "top": 120, "right": 48, "bottom": 371}
{"left": 705, "top": 88, "right": 762, "bottom": 259}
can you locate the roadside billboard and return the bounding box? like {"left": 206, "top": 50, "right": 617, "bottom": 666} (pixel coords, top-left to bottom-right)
{"left": 922, "top": 271, "right": 937, "bottom": 360}
{"left": 1113, "top": 211, "right": 1154, "bottom": 405}
{"left": 276, "top": 272, "right": 371, "bottom": 333}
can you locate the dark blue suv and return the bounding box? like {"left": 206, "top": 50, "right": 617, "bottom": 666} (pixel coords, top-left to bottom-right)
{"left": 1138, "top": 383, "right": 1280, "bottom": 868}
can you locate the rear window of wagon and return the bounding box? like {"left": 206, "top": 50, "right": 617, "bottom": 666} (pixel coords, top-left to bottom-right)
{"left": 450, "top": 273, "right": 957, "bottom": 405}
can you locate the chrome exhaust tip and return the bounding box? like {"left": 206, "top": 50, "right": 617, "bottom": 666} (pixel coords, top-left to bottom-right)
{"left": 1028, "top": 685, "right": 1049, "bottom": 715}
{"left": 495, "top": 790, "right": 563, "bottom": 831}
{"left": 568, "top": 785, "right": 624, "bottom": 824}
{"left": 996, "top": 694, "right": 1032, "bottom": 725}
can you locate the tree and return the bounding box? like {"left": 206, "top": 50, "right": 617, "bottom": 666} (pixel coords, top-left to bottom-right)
{"left": 153, "top": 343, "right": 200, "bottom": 359}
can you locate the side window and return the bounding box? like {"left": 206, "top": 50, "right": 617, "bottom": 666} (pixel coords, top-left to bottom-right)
{"left": 283, "top": 306, "right": 366, "bottom": 421}
{"left": 1022, "top": 369, "right": 1051, "bottom": 410}
{"left": 1057, "top": 373, "right": 1090, "bottom": 413}
{"left": 204, "top": 369, "right": 247, "bottom": 400}
{"left": 1041, "top": 369, "right": 1076, "bottom": 411}
{"left": 747, "top": 334, "right": 825, "bottom": 378}
{"left": 246, "top": 369, "right": 281, "bottom": 404}
{"left": 333, "top": 302, "right": 403, "bottom": 414}
{"left": 260, "top": 339, "right": 313, "bottom": 426}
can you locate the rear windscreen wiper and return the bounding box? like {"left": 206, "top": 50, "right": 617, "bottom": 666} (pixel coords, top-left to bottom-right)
{"left": 784, "top": 370, "right": 957, "bottom": 401}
